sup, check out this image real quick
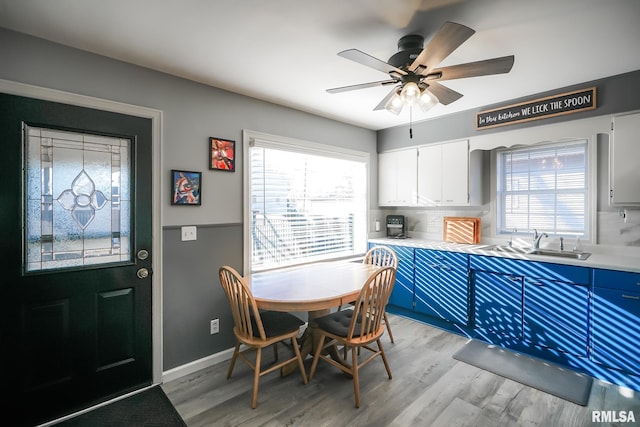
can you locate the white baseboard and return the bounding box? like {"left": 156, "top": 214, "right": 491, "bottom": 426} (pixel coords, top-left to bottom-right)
{"left": 162, "top": 347, "right": 235, "bottom": 383}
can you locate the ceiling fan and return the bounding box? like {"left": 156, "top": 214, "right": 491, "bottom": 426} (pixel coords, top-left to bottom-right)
{"left": 327, "top": 21, "right": 515, "bottom": 115}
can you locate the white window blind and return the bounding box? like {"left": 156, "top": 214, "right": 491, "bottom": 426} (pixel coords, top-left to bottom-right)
{"left": 497, "top": 140, "right": 588, "bottom": 238}
{"left": 249, "top": 139, "right": 367, "bottom": 271}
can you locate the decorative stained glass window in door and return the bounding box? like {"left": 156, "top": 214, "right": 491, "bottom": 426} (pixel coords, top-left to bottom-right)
{"left": 24, "top": 125, "right": 131, "bottom": 272}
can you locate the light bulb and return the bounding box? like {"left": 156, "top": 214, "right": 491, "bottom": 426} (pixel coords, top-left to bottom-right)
{"left": 384, "top": 91, "right": 404, "bottom": 115}
{"left": 400, "top": 82, "right": 420, "bottom": 106}
{"left": 418, "top": 89, "right": 439, "bottom": 112}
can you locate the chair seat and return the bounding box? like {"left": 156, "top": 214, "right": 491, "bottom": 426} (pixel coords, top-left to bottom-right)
{"left": 315, "top": 310, "right": 364, "bottom": 338}
{"left": 255, "top": 310, "right": 304, "bottom": 338}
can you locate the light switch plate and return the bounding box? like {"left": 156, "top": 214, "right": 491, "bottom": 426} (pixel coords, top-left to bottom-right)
{"left": 181, "top": 226, "right": 197, "bottom": 241}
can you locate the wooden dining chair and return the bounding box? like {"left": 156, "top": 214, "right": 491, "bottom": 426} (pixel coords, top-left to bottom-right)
{"left": 308, "top": 266, "right": 396, "bottom": 408}
{"left": 218, "top": 266, "right": 308, "bottom": 409}
{"left": 362, "top": 245, "right": 398, "bottom": 343}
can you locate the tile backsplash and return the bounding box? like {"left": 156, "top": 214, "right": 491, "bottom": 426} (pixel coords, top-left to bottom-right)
{"left": 372, "top": 207, "right": 640, "bottom": 247}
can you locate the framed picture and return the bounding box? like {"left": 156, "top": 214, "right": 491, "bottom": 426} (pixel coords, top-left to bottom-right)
{"left": 209, "top": 137, "right": 235, "bottom": 172}
{"left": 171, "top": 170, "right": 202, "bottom": 205}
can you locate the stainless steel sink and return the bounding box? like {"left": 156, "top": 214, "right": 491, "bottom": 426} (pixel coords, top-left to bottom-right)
{"left": 486, "top": 245, "right": 591, "bottom": 260}
{"left": 527, "top": 248, "right": 591, "bottom": 260}
{"left": 487, "top": 245, "right": 529, "bottom": 254}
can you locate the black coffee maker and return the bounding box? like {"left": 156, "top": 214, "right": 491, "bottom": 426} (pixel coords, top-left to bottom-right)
{"left": 386, "top": 215, "right": 406, "bottom": 238}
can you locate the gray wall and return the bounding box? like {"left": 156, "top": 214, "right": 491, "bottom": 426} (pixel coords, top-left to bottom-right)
{"left": 0, "top": 28, "right": 377, "bottom": 370}
{"left": 378, "top": 69, "right": 640, "bottom": 151}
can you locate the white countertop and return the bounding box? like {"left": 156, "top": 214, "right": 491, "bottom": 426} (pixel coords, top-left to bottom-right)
{"left": 369, "top": 237, "right": 640, "bottom": 274}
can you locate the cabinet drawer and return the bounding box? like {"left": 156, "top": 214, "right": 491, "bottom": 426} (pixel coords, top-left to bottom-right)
{"left": 593, "top": 268, "right": 640, "bottom": 292}
{"left": 417, "top": 249, "right": 467, "bottom": 269}
{"left": 470, "top": 255, "right": 589, "bottom": 284}
{"left": 391, "top": 245, "right": 415, "bottom": 261}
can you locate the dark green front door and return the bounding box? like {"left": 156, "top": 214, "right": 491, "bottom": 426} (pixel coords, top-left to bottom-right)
{"left": 0, "top": 93, "right": 153, "bottom": 426}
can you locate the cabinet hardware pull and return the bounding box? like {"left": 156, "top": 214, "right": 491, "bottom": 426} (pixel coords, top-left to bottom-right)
{"left": 622, "top": 294, "right": 640, "bottom": 300}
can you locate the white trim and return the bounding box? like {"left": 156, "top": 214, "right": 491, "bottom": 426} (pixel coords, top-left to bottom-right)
{"left": 246, "top": 129, "right": 369, "bottom": 162}
{"left": 162, "top": 347, "right": 235, "bottom": 383}
{"left": 0, "top": 79, "right": 165, "bottom": 385}
{"left": 470, "top": 114, "right": 611, "bottom": 151}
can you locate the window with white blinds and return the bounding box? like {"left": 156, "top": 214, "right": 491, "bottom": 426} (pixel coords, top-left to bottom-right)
{"left": 497, "top": 140, "right": 588, "bottom": 238}
{"left": 248, "top": 137, "right": 367, "bottom": 271}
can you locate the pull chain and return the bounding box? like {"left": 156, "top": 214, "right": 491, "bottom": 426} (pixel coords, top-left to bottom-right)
{"left": 409, "top": 106, "right": 413, "bottom": 139}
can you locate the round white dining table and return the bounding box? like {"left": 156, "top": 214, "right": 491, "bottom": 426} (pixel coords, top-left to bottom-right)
{"left": 246, "top": 261, "right": 381, "bottom": 370}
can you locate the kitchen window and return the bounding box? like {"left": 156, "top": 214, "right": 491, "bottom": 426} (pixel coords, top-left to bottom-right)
{"left": 244, "top": 131, "right": 368, "bottom": 272}
{"left": 496, "top": 140, "right": 589, "bottom": 239}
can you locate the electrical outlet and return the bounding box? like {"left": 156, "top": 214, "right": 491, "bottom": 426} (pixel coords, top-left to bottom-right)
{"left": 181, "top": 226, "right": 197, "bottom": 241}
{"left": 210, "top": 318, "right": 219, "bottom": 334}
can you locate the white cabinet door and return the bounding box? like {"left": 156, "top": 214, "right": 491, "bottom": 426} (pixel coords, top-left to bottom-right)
{"left": 417, "top": 144, "right": 442, "bottom": 205}
{"left": 378, "top": 151, "right": 396, "bottom": 206}
{"left": 441, "top": 140, "right": 469, "bottom": 205}
{"left": 611, "top": 112, "right": 640, "bottom": 206}
{"left": 418, "top": 140, "right": 470, "bottom": 206}
{"left": 378, "top": 148, "right": 418, "bottom": 206}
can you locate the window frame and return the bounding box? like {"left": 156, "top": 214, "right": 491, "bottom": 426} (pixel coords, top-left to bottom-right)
{"left": 242, "top": 130, "right": 370, "bottom": 274}
{"left": 495, "top": 138, "right": 596, "bottom": 243}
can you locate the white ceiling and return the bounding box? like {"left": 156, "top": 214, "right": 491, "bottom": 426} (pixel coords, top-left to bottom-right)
{"left": 1, "top": 0, "right": 639, "bottom": 130}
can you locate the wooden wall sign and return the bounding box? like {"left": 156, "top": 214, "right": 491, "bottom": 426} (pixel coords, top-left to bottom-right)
{"left": 476, "top": 86, "right": 596, "bottom": 130}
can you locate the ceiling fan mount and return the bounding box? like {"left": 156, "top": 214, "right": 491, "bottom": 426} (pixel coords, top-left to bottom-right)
{"left": 327, "top": 22, "right": 515, "bottom": 114}
{"left": 387, "top": 34, "right": 425, "bottom": 69}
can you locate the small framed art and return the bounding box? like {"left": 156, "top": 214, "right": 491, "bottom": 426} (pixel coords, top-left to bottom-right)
{"left": 171, "top": 170, "right": 202, "bottom": 205}
{"left": 209, "top": 137, "right": 235, "bottom": 172}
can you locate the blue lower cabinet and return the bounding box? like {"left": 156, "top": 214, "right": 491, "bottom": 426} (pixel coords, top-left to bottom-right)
{"left": 592, "top": 269, "right": 640, "bottom": 375}
{"left": 474, "top": 270, "right": 523, "bottom": 340}
{"left": 414, "top": 249, "right": 468, "bottom": 325}
{"left": 523, "top": 278, "right": 589, "bottom": 357}
{"left": 385, "top": 245, "right": 415, "bottom": 311}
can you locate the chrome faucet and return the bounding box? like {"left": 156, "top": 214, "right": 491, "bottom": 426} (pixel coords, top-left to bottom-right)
{"left": 533, "top": 229, "right": 549, "bottom": 249}
{"left": 508, "top": 228, "right": 517, "bottom": 247}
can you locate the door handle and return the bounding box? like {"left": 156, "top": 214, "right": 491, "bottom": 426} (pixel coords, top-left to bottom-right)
{"left": 137, "top": 249, "right": 149, "bottom": 260}
{"left": 137, "top": 268, "right": 150, "bottom": 279}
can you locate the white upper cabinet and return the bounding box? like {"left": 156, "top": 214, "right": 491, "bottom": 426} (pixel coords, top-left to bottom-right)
{"left": 610, "top": 112, "right": 640, "bottom": 206}
{"left": 378, "top": 148, "right": 418, "bottom": 206}
{"left": 418, "top": 139, "right": 480, "bottom": 206}
{"left": 416, "top": 144, "right": 442, "bottom": 205}
{"left": 379, "top": 140, "right": 481, "bottom": 207}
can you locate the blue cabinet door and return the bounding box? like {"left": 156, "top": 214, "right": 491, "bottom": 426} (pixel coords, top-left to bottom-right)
{"left": 592, "top": 269, "right": 640, "bottom": 374}
{"left": 474, "top": 270, "right": 523, "bottom": 339}
{"left": 386, "top": 245, "right": 414, "bottom": 310}
{"left": 523, "top": 278, "right": 589, "bottom": 357}
{"left": 414, "top": 249, "right": 468, "bottom": 325}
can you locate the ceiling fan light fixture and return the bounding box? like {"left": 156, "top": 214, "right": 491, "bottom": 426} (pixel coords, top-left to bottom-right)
{"left": 400, "top": 82, "right": 421, "bottom": 106}
{"left": 385, "top": 90, "right": 404, "bottom": 115}
{"left": 418, "top": 89, "right": 439, "bottom": 112}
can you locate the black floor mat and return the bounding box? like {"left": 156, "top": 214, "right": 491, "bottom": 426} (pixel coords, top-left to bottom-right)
{"left": 56, "top": 385, "right": 186, "bottom": 426}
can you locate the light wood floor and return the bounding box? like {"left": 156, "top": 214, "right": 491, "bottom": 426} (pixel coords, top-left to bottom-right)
{"left": 163, "top": 315, "right": 640, "bottom": 426}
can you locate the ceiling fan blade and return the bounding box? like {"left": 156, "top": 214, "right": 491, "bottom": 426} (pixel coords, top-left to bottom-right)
{"left": 338, "top": 49, "right": 407, "bottom": 77}
{"left": 327, "top": 79, "right": 398, "bottom": 94}
{"left": 409, "top": 22, "right": 475, "bottom": 73}
{"left": 424, "top": 55, "right": 515, "bottom": 81}
{"left": 374, "top": 86, "right": 400, "bottom": 111}
{"left": 425, "top": 81, "right": 463, "bottom": 105}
